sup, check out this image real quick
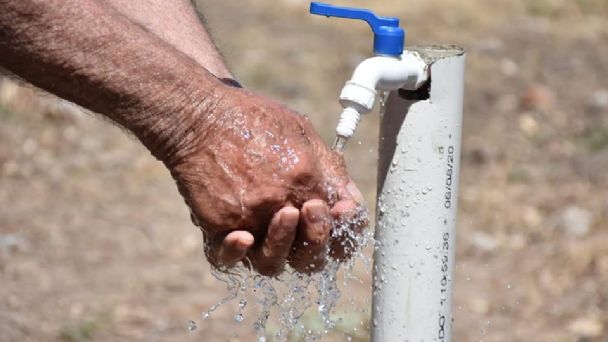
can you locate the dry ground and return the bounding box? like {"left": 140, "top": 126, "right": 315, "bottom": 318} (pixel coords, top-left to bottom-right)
{"left": 1, "top": 0, "right": 608, "bottom": 341}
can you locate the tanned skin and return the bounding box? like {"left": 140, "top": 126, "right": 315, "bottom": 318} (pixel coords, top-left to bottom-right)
{"left": 0, "top": 0, "right": 366, "bottom": 276}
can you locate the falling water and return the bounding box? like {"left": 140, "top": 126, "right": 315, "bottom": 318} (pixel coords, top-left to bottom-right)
{"left": 191, "top": 210, "right": 372, "bottom": 341}
{"left": 333, "top": 135, "right": 349, "bottom": 152}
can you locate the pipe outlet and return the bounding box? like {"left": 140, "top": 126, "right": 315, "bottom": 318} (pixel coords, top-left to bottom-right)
{"left": 336, "top": 51, "right": 429, "bottom": 139}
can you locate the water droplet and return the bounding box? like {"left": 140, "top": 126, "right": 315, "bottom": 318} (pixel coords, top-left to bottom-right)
{"left": 234, "top": 313, "right": 244, "bottom": 323}
{"left": 187, "top": 320, "right": 197, "bottom": 332}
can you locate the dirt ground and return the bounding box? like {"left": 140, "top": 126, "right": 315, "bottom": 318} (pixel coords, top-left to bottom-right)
{"left": 1, "top": 0, "right": 608, "bottom": 341}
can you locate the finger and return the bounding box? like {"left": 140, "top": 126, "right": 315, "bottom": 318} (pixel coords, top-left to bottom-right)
{"left": 215, "top": 230, "right": 254, "bottom": 268}
{"left": 331, "top": 199, "right": 368, "bottom": 234}
{"left": 329, "top": 199, "right": 369, "bottom": 261}
{"left": 250, "top": 206, "right": 299, "bottom": 276}
{"left": 339, "top": 180, "right": 365, "bottom": 204}
{"left": 316, "top": 144, "right": 364, "bottom": 205}
{"left": 288, "top": 199, "right": 331, "bottom": 273}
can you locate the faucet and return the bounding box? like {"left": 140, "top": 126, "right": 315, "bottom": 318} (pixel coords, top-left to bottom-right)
{"left": 310, "top": 2, "right": 429, "bottom": 142}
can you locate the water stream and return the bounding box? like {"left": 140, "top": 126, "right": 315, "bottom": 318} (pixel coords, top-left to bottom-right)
{"left": 193, "top": 210, "right": 372, "bottom": 341}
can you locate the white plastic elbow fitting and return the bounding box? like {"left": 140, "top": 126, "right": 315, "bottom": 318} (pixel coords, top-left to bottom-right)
{"left": 336, "top": 52, "right": 428, "bottom": 139}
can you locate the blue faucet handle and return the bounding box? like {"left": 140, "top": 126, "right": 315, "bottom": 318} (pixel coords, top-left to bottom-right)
{"left": 309, "top": 2, "right": 405, "bottom": 56}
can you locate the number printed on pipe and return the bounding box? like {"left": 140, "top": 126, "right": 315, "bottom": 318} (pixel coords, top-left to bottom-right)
{"left": 439, "top": 145, "right": 454, "bottom": 341}
{"left": 444, "top": 145, "right": 454, "bottom": 209}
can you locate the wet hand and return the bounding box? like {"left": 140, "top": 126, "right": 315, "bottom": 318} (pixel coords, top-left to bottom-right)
{"left": 168, "top": 85, "right": 367, "bottom": 276}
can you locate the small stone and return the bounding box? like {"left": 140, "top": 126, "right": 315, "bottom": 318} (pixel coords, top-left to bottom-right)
{"left": 519, "top": 113, "right": 540, "bottom": 136}
{"left": 588, "top": 89, "right": 608, "bottom": 111}
{"left": 522, "top": 206, "right": 542, "bottom": 227}
{"left": 500, "top": 58, "right": 519, "bottom": 77}
{"left": 521, "top": 84, "right": 555, "bottom": 111}
{"left": 0, "top": 233, "right": 30, "bottom": 256}
{"left": 555, "top": 206, "right": 593, "bottom": 238}
{"left": 567, "top": 317, "right": 604, "bottom": 338}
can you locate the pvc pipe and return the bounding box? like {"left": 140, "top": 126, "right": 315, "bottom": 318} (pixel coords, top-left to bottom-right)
{"left": 336, "top": 52, "right": 428, "bottom": 139}
{"left": 371, "top": 45, "right": 466, "bottom": 342}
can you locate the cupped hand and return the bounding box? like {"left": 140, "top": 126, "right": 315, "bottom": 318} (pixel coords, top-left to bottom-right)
{"left": 169, "top": 85, "right": 367, "bottom": 276}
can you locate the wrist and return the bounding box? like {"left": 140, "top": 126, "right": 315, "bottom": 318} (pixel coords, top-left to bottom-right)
{"left": 131, "top": 78, "right": 228, "bottom": 168}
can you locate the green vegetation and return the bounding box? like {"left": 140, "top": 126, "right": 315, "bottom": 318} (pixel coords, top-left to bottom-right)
{"left": 574, "top": 0, "right": 608, "bottom": 14}
{"left": 525, "top": 0, "right": 559, "bottom": 17}
{"left": 59, "top": 318, "right": 105, "bottom": 342}
{"left": 507, "top": 166, "right": 532, "bottom": 183}
{"left": 579, "top": 126, "right": 608, "bottom": 152}
{"left": 525, "top": 0, "right": 608, "bottom": 17}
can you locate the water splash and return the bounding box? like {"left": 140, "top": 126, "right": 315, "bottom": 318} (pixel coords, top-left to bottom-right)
{"left": 201, "top": 268, "right": 247, "bottom": 320}
{"left": 199, "top": 210, "right": 373, "bottom": 341}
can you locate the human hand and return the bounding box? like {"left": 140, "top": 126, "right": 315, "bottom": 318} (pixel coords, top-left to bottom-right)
{"left": 167, "top": 85, "right": 367, "bottom": 276}
{"left": 0, "top": 0, "right": 366, "bottom": 276}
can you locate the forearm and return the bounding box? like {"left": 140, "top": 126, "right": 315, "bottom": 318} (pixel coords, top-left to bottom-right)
{"left": 0, "top": 0, "right": 223, "bottom": 164}
{"left": 102, "top": 0, "right": 232, "bottom": 79}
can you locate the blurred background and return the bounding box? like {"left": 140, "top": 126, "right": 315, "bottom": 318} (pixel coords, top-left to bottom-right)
{"left": 1, "top": 0, "right": 607, "bottom": 340}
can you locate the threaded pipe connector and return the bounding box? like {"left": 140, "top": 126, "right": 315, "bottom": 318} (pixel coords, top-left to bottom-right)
{"left": 336, "top": 107, "right": 361, "bottom": 139}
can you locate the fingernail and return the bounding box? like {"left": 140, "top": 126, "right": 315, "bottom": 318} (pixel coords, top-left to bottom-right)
{"left": 280, "top": 208, "right": 299, "bottom": 228}
{"left": 306, "top": 202, "right": 327, "bottom": 224}
{"left": 346, "top": 182, "right": 364, "bottom": 203}
{"left": 235, "top": 235, "right": 254, "bottom": 251}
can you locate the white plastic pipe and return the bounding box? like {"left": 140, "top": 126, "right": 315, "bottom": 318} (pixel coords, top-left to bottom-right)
{"left": 372, "top": 46, "right": 466, "bottom": 342}
{"left": 336, "top": 52, "right": 428, "bottom": 138}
